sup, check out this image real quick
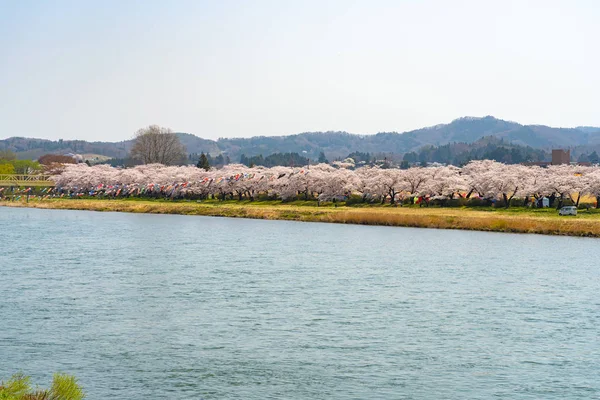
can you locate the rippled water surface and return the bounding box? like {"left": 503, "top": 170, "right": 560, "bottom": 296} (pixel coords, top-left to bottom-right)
{"left": 1, "top": 207, "right": 599, "bottom": 399}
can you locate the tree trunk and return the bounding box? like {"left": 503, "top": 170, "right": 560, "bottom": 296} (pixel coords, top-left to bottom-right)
{"left": 556, "top": 194, "right": 564, "bottom": 209}
{"left": 389, "top": 189, "right": 396, "bottom": 205}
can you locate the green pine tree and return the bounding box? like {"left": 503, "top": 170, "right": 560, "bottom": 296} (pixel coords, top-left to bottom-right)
{"left": 197, "top": 152, "right": 210, "bottom": 171}
{"left": 318, "top": 151, "right": 328, "bottom": 164}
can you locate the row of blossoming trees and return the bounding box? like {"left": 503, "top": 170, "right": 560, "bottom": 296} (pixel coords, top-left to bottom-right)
{"left": 51, "top": 160, "right": 600, "bottom": 208}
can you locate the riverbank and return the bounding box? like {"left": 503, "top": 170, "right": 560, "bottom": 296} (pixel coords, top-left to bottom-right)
{"left": 2, "top": 198, "right": 600, "bottom": 237}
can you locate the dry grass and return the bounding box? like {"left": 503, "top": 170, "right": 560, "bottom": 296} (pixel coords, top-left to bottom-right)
{"left": 3, "top": 198, "right": 600, "bottom": 237}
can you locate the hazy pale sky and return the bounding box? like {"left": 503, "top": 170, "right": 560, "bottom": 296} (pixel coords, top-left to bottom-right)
{"left": 1, "top": 0, "right": 598, "bottom": 142}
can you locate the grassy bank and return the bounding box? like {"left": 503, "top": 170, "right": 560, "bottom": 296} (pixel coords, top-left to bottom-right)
{"left": 2, "top": 198, "right": 600, "bottom": 237}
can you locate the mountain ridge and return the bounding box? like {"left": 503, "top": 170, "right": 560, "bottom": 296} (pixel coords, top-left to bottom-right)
{"left": 2, "top": 116, "right": 600, "bottom": 161}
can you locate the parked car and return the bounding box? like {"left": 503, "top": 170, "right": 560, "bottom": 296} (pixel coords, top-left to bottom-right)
{"left": 559, "top": 206, "right": 577, "bottom": 216}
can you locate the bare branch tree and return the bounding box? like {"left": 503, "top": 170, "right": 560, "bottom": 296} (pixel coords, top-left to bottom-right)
{"left": 130, "top": 125, "right": 186, "bottom": 166}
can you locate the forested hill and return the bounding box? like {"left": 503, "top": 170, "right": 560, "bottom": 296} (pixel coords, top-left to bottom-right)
{"left": 2, "top": 116, "right": 600, "bottom": 161}
{"left": 404, "top": 137, "right": 550, "bottom": 165}
{"left": 0, "top": 137, "right": 133, "bottom": 160}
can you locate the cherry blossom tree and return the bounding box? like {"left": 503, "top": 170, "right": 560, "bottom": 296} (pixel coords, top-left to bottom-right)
{"left": 423, "top": 166, "right": 466, "bottom": 204}
{"left": 50, "top": 160, "right": 600, "bottom": 209}
{"left": 402, "top": 167, "right": 429, "bottom": 204}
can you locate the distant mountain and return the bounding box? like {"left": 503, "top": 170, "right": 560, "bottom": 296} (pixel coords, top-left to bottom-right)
{"left": 176, "top": 133, "right": 220, "bottom": 156}
{"left": 2, "top": 116, "right": 600, "bottom": 162}
{"left": 0, "top": 137, "right": 132, "bottom": 160}
{"left": 576, "top": 126, "right": 600, "bottom": 134}
{"left": 181, "top": 116, "right": 600, "bottom": 160}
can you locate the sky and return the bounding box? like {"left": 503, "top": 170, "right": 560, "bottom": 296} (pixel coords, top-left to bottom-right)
{"left": 1, "top": 0, "right": 599, "bottom": 142}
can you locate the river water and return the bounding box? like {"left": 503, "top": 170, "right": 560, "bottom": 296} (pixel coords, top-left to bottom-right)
{"left": 1, "top": 207, "right": 599, "bottom": 399}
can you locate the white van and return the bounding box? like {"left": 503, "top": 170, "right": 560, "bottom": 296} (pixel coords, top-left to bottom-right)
{"left": 558, "top": 206, "right": 577, "bottom": 216}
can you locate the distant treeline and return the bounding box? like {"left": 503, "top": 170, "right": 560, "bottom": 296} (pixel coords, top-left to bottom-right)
{"left": 403, "top": 137, "right": 550, "bottom": 166}
{"left": 577, "top": 151, "right": 600, "bottom": 163}
{"left": 92, "top": 139, "right": 599, "bottom": 169}
{"left": 189, "top": 153, "right": 231, "bottom": 167}
{"left": 0, "top": 150, "right": 41, "bottom": 173}
{"left": 240, "top": 152, "right": 310, "bottom": 167}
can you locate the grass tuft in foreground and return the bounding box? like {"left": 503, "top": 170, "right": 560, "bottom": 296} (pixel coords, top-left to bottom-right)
{"left": 0, "top": 373, "right": 84, "bottom": 400}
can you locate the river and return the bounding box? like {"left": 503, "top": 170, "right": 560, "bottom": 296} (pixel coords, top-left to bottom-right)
{"left": 1, "top": 207, "right": 599, "bottom": 399}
